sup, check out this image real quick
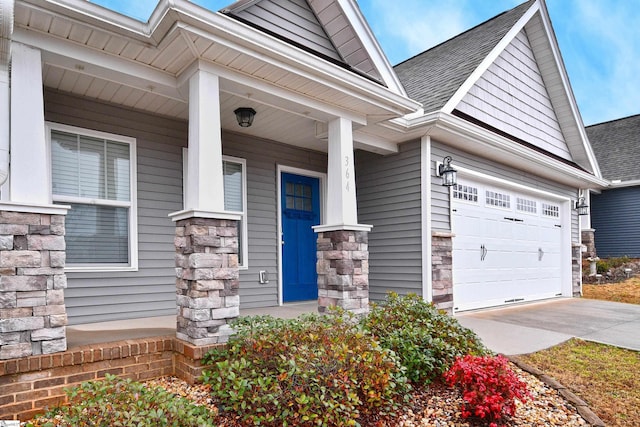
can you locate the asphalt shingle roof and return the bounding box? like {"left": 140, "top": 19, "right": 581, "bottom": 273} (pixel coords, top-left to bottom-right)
{"left": 586, "top": 114, "right": 640, "bottom": 182}
{"left": 393, "top": 0, "right": 534, "bottom": 113}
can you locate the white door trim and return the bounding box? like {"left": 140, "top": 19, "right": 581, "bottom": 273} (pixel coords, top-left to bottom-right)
{"left": 276, "top": 165, "right": 327, "bottom": 306}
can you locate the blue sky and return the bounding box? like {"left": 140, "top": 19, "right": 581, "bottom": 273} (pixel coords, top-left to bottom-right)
{"left": 90, "top": 0, "right": 640, "bottom": 126}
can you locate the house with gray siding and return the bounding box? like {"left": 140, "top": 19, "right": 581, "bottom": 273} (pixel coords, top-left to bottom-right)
{"left": 586, "top": 114, "right": 640, "bottom": 258}
{"left": 0, "top": 0, "right": 606, "bottom": 360}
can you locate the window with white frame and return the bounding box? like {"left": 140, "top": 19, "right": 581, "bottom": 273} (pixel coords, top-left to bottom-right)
{"left": 182, "top": 149, "right": 248, "bottom": 268}
{"left": 48, "top": 124, "right": 137, "bottom": 270}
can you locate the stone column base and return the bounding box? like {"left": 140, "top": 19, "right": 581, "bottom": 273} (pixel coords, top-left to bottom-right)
{"left": 432, "top": 231, "right": 454, "bottom": 313}
{"left": 316, "top": 230, "right": 369, "bottom": 314}
{"left": 0, "top": 208, "right": 68, "bottom": 360}
{"left": 174, "top": 217, "right": 239, "bottom": 346}
{"left": 581, "top": 229, "right": 596, "bottom": 258}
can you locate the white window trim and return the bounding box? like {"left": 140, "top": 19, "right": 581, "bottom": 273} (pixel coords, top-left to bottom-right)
{"left": 46, "top": 122, "right": 138, "bottom": 272}
{"left": 182, "top": 148, "right": 248, "bottom": 270}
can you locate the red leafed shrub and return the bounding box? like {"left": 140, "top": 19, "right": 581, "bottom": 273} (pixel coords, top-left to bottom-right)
{"left": 444, "top": 354, "right": 531, "bottom": 426}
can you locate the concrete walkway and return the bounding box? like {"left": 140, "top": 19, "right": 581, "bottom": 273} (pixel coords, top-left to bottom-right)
{"left": 456, "top": 298, "right": 640, "bottom": 355}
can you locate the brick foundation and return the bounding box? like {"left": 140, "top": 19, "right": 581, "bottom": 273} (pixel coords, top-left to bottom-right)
{"left": 432, "top": 231, "right": 454, "bottom": 313}
{"left": 0, "top": 209, "right": 68, "bottom": 360}
{"left": 174, "top": 217, "right": 239, "bottom": 346}
{"left": 316, "top": 230, "right": 369, "bottom": 314}
{"left": 0, "top": 336, "right": 222, "bottom": 421}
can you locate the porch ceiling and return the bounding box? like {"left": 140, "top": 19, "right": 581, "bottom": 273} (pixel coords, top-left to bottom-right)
{"left": 14, "top": 0, "right": 421, "bottom": 154}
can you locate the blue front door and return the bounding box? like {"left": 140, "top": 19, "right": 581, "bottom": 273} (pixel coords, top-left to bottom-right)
{"left": 281, "top": 172, "right": 320, "bottom": 302}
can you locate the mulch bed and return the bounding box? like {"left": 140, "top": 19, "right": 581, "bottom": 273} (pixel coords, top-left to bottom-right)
{"left": 145, "top": 363, "right": 587, "bottom": 426}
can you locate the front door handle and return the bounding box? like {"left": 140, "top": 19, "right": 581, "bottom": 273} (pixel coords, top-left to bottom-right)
{"left": 538, "top": 247, "right": 544, "bottom": 261}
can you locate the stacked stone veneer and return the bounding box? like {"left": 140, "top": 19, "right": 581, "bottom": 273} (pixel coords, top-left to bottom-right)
{"left": 316, "top": 230, "right": 369, "bottom": 314}
{"left": 0, "top": 210, "right": 67, "bottom": 360}
{"left": 432, "top": 232, "right": 454, "bottom": 313}
{"left": 581, "top": 229, "right": 596, "bottom": 258}
{"left": 174, "top": 217, "right": 239, "bottom": 346}
{"left": 572, "top": 243, "right": 582, "bottom": 296}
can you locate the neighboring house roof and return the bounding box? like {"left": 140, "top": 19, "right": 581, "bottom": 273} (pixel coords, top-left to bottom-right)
{"left": 586, "top": 114, "right": 640, "bottom": 182}
{"left": 394, "top": 0, "right": 534, "bottom": 113}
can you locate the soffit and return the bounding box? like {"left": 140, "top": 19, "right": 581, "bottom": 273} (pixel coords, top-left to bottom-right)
{"left": 14, "top": 0, "right": 419, "bottom": 153}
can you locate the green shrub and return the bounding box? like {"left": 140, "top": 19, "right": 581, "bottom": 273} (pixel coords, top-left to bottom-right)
{"left": 202, "top": 311, "right": 410, "bottom": 426}
{"left": 361, "top": 292, "right": 487, "bottom": 383}
{"left": 608, "top": 255, "right": 631, "bottom": 269}
{"left": 27, "top": 374, "right": 215, "bottom": 427}
{"left": 596, "top": 259, "right": 610, "bottom": 274}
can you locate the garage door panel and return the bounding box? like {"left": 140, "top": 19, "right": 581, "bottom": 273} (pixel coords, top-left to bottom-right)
{"left": 452, "top": 179, "right": 565, "bottom": 312}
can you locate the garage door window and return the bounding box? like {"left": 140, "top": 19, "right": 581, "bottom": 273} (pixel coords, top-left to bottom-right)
{"left": 453, "top": 184, "right": 478, "bottom": 202}
{"left": 542, "top": 203, "right": 560, "bottom": 217}
{"left": 486, "top": 190, "right": 510, "bottom": 209}
{"left": 516, "top": 197, "right": 537, "bottom": 214}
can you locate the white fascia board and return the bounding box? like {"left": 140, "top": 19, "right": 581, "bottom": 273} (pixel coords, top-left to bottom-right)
{"left": 20, "top": 0, "right": 150, "bottom": 41}
{"left": 609, "top": 179, "right": 640, "bottom": 189}
{"left": 536, "top": 0, "right": 602, "bottom": 178}
{"left": 179, "top": 59, "right": 367, "bottom": 126}
{"left": 164, "top": 4, "right": 420, "bottom": 116}
{"left": 432, "top": 112, "right": 610, "bottom": 188}
{"left": 13, "top": 27, "right": 184, "bottom": 102}
{"left": 441, "top": 1, "right": 539, "bottom": 114}
{"left": 335, "top": 0, "right": 408, "bottom": 97}
{"left": 386, "top": 111, "right": 609, "bottom": 189}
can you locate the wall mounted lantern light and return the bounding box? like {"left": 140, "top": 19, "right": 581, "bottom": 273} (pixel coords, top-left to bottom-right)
{"left": 234, "top": 107, "right": 256, "bottom": 127}
{"left": 437, "top": 156, "right": 457, "bottom": 187}
{"left": 575, "top": 196, "right": 589, "bottom": 216}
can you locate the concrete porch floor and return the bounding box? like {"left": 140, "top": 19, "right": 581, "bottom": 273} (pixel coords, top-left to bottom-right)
{"left": 66, "top": 301, "right": 318, "bottom": 348}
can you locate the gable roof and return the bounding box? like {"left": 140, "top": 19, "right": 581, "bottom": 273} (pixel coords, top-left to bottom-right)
{"left": 586, "top": 114, "right": 640, "bottom": 182}
{"left": 223, "top": 0, "right": 407, "bottom": 96}
{"left": 393, "top": 0, "right": 601, "bottom": 177}
{"left": 393, "top": 0, "right": 534, "bottom": 113}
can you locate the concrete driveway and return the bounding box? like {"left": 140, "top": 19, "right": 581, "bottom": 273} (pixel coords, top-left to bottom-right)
{"left": 456, "top": 298, "right": 640, "bottom": 355}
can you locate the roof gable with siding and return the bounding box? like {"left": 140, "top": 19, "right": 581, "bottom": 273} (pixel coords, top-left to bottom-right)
{"left": 394, "top": 0, "right": 601, "bottom": 176}
{"left": 225, "top": 0, "right": 405, "bottom": 93}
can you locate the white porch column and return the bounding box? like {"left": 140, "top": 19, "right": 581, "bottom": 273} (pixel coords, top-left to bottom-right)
{"left": 9, "top": 43, "right": 49, "bottom": 204}
{"left": 314, "top": 117, "right": 371, "bottom": 314}
{"left": 170, "top": 68, "right": 239, "bottom": 346}
{"left": 325, "top": 117, "right": 359, "bottom": 227}
{"left": 185, "top": 69, "right": 225, "bottom": 213}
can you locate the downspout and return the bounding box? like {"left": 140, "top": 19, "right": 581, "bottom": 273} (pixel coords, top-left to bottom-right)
{"left": 0, "top": 0, "right": 13, "bottom": 186}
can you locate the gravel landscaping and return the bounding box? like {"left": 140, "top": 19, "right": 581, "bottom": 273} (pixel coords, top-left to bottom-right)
{"left": 146, "top": 363, "right": 588, "bottom": 426}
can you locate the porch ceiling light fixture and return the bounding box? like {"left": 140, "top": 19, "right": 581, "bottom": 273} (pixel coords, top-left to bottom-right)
{"left": 575, "top": 196, "right": 589, "bottom": 216}
{"left": 234, "top": 107, "right": 256, "bottom": 127}
{"left": 437, "top": 156, "right": 457, "bottom": 187}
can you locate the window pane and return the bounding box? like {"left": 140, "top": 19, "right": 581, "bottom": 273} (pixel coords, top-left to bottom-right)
{"left": 51, "top": 131, "right": 79, "bottom": 197}
{"left": 65, "top": 203, "right": 129, "bottom": 264}
{"left": 223, "top": 161, "right": 243, "bottom": 212}
{"left": 107, "top": 142, "right": 130, "bottom": 201}
{"left": 78, "top": 136, "right": 105, "bottom": 199}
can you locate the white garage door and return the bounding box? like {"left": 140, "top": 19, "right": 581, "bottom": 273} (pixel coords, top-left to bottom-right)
{"left": 452, "top": 179, "right": 564, "bottom": 312}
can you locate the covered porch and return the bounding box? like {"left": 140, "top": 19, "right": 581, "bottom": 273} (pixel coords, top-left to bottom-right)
{"left": 66, "top": 302, "right": 318, "bottom": 348}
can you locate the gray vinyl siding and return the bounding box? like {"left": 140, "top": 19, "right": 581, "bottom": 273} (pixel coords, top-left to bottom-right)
{"left": 234, "top": 0, "right": 341, "bottom": 62}
{"left": 457, "top": 30, "right": 570, "bottom": 161}
{"left": 222, "top": 133, "right": 327, "bottom": 309}
{"left": 355, "top": 140, "right": 423, "bottom": 300}
{"left": 45, "top": 90, "right": 328, "bottom": 323}
{"left": 591, "top": 187, "right": 640, "bottom": 258}
{"left": 44, "top": 90, "right": 185, "bottom": 325}
{"left": 431, "top": 141, "right": 579, "bottom": 243}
